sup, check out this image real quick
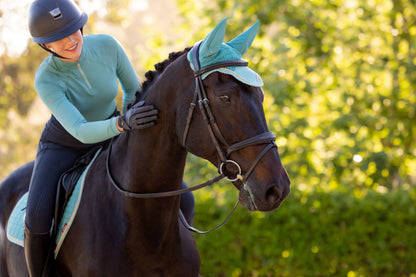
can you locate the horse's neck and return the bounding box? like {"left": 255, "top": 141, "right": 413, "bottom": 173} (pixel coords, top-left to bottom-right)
{"left": 111, "top": 55, "right": 191, "bottom": 192}
{"left": 111, "top": 132, "right": 187, "bottom": 239}
{"left": 112, "top": 130, "right": 186, "bottom": 191}
{"left": 106, "top": 53, "right": 192, "bottom": 232}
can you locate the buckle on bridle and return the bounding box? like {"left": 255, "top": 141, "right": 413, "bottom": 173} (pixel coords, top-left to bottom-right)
{"left": 219, "top": 160, "right": 243, "bottom": 182}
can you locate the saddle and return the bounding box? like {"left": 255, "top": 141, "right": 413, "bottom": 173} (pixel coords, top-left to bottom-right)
{"left": 6, "top": 145, "right": 103, "bottom": 256}
{"left": 53, "top": 145, "right": 102, "bottom": 237}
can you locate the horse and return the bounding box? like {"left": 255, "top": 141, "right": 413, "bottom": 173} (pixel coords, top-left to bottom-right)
{"left": 0, "top": 18, "right": 290, "bottom": 276}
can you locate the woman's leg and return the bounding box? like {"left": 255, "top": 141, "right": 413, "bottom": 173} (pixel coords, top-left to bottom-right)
{"left": 25, "top": 142, "right": 80, "bottom": 277}
{"left": 26, "top": 142, "right": 80, "bottom": 233}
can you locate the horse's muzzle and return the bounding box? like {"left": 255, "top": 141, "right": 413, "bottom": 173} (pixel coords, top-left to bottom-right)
{"left": 238, "top": 168, "right": 291, "bottom": 211}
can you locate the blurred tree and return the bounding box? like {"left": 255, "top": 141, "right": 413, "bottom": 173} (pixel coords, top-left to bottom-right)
{"left": 177, "top": 0, "right": 416, "bottom": 192}
{"left": 0, "top": 44, "right": 45, "bottom": 128}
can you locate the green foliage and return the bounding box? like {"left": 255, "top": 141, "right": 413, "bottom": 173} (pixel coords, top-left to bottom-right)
{"left": 192, "top": 187, "right": 416, "bottom": 276}
{"left": 0, "top": 109, "right": 42, "bottom": 179}
{"left": 0, "top": 43, "right": 45, "bottom": 128}
{"left": 103, "top": 0, "right": 132, "bottom": 23}
{"left": 176, "top": 1, "right": 416, "bottom": 274}
{"left": 178, "top": 0, "right": 416, "bottom": 192}
{"left": 0, "top": 44, "right": 47, "bottom": 178}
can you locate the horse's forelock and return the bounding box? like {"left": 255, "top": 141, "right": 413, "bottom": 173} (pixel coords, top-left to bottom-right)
{"left": 130, "top": 47, "right": 192, "bottom": 107}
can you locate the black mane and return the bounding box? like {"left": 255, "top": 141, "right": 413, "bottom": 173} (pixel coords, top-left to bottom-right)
{"left": 132, "top": 47, "right": 192, "bottom": 105}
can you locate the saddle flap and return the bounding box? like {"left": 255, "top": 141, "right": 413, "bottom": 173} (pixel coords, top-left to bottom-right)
{"left": 6, "top": 147, "right": 102, "bottom": 259}
{"left": 54, "top": 146, "right": 102, "bottom": 237}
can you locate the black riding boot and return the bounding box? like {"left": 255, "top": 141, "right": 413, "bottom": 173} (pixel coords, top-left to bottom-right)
{"left": 24, "top": 224, "right": 52, "bottom": 277}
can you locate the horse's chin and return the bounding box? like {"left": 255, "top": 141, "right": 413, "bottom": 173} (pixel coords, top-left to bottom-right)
{"left": 238, "top": 188, "right": 258, "bottom": 211}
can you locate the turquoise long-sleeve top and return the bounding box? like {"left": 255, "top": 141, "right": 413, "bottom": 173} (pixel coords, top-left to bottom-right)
{"left": 34, "top": 34, "right": 140, "bottom": 144}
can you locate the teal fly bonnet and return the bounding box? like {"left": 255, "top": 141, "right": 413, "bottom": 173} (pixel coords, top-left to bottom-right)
{"left": 187, "top": 18, "right": 263, "bottom": 87}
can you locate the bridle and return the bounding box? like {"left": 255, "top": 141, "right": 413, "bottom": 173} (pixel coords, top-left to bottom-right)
{"left": 182, "top": 41, "right": 277, "bottom": 184}
{"left": 107, "top": 42, "right": 277, "bottom": 233}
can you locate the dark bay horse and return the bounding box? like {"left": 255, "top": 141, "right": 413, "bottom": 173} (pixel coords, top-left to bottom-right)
{"left": 0, "top": 19, "right": 290, "bottom": 276}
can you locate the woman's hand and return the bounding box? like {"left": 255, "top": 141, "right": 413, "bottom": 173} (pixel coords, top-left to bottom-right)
{"left": 117, "top": 101, "right": 158, "bottom": 132}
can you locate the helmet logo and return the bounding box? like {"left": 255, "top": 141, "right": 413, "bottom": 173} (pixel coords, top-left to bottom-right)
{"left": 49, "top": 8, "right": 62, "bottom": 20}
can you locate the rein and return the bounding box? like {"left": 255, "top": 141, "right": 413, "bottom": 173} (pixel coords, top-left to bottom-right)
{"left": 106, "top": 42, "right": 277, "bottom": 233}
{"left": 106, "top": 141, "right": 226, "bottom": 198}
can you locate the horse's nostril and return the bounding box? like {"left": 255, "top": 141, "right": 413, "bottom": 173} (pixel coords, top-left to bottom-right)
{"left": 265, "top": 185, "right": 281, "bottom": 203}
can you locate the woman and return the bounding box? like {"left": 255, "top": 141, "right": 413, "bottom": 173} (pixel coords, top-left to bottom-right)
{"left": 26, "top": 0, "right": 194, "bottom": 276}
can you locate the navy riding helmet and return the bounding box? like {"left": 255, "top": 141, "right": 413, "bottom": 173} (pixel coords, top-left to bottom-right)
{"left": 28, "top": 0, "right": 88, "bottom": 44}
{"left": 28, "top": 0, "right": 88, "bottom": 59}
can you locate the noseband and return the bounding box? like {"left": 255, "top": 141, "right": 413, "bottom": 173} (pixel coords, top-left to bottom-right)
{"left": 182, "top": 41, "right": 277, "bottom": 183}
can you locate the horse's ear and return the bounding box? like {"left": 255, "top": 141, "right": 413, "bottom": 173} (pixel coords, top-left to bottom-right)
{"left": 199, "top": 17, "right": 228, "bottom": 59}
{"left": 227, "top": 20, "right": 260, "bottom": 56}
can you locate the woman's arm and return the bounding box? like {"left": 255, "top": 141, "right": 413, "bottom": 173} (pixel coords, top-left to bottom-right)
{"left": 36, "top": 79, "right": 121, "bottom": 144}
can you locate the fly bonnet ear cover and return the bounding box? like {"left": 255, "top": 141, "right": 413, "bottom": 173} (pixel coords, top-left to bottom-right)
{"left": 187, "top": 18, "right": 264, "bottom": 87}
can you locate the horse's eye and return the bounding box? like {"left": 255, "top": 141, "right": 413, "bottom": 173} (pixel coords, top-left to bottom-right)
{"left": 219, "top": 95, "right": 230, "bottom": 102}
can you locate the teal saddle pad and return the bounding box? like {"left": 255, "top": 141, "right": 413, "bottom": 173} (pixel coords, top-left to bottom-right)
{"left": 6, "top": 148, "right": 101, "bottom": 258}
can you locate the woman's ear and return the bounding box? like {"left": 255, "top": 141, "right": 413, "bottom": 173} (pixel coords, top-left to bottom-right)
{"left": 43, "top": 43, "right": 54, "bottom": 52}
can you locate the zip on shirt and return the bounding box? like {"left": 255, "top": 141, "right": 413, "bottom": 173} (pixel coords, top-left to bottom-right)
{"left": 77, "top": 62, "right": 92, "bottom": 89}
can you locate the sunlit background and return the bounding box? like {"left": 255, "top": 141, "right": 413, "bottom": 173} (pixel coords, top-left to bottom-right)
{"left": 0, "top": 0, "right": 180, "bottom": 59}
{"left": 1, "top": 0, "right": 111, "bottom": 56}
{"left": 1, "top": 0, "right": 415, "bottom": 276}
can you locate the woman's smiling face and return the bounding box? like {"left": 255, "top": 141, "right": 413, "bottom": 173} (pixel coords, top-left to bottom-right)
{"left": 45, "top": 30, "right": 83, "bottom": 63}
